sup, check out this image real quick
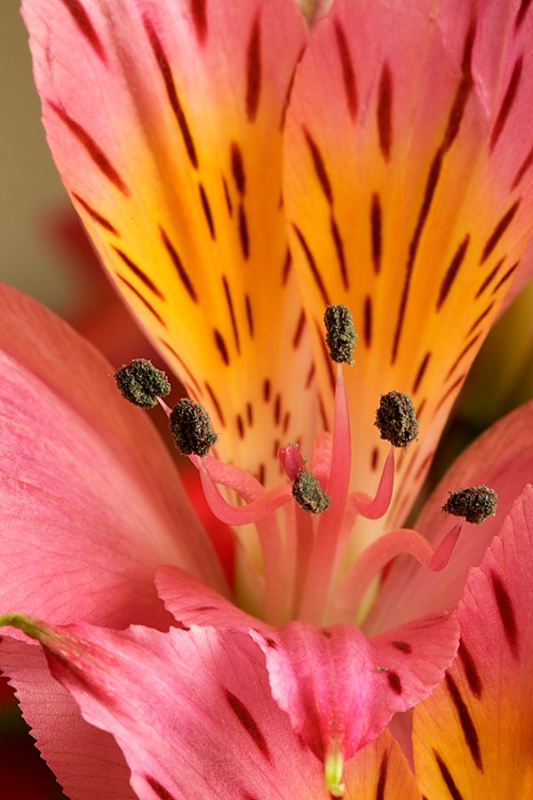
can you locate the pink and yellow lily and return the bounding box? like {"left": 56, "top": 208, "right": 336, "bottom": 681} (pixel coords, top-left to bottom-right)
{"left": 2, "top": 0, "right": 533, "bottom": 796}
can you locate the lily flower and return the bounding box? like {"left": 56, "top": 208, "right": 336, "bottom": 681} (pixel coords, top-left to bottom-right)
{"left": 2, "top": 0, "right": 533, "bottom": 796}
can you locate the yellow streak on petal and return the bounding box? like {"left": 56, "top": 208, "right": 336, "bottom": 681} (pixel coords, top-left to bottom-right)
{"left": 33, "top": 0, "right": 315, "bottom": 487}
{"left": 284, "top": 1, "right": 533, "bottom": 544}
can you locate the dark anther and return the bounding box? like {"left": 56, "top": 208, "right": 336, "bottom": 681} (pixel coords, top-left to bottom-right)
{"left": 442, "top": 485, "right": 498, "bottom": 525}
{"left": 170, "top": 398, "right": 218, "bottom": 457}
{"left": 114, "top": 358, "right": 171, "bottom": 408}
{"left": 292, "top": 471, "right": 331, "bottom": 514}
{"left": 324, "top": 304, "right": 357, "bottom": 365}
{"left": 374, "top": 390, "right": 419, "bottom": 448}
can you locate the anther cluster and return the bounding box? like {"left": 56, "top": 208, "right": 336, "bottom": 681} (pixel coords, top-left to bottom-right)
{"left": 442, "top": 485, "right": 498, "bottom": 525}
{"left": 324, "top": 305, "right": 357, "bottom": 365}
{"left": 114, "top": 358, "right": 171, "bottom": 408}
{"left": 292, "top": 471, "right": 331, "bottom": 514}
{"left": 375, "top": 391, "right": 419, "bottom": 448}
{"left": 170, "top": 398, "right": 218, "bottom": 457}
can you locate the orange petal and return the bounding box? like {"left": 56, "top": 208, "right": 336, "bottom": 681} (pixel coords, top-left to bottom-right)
{"left": 344, "top": 729, "right": 422, "bottom": 800}
{"left": 22, "top": 0, "right": 314, "bottom": 484}
{"left": 412, "top": 486, "right": 533, "bottom": 798}
{"left": 284, "top": 0, "right": 533, "bottom": 524}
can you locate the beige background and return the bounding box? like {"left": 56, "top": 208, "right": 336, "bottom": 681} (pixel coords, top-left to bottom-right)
{"left": 1, "top": 1, "right": 73, "bottom": 311}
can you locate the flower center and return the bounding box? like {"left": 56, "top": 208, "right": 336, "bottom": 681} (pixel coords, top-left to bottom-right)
{"left": 114, "top": 309, "right": 497, "bottom": 628}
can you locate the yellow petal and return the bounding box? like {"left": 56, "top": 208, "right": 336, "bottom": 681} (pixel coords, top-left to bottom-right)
{"left": 23, "top": 0, "right": 315, "bottom": 485}
{"left": 284, "top": 0, "right": 533, "bottom": 528}
{"left": 413, "top": 487, "right": 533, "bottom": 798}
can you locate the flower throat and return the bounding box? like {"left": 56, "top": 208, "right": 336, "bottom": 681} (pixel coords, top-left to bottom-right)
{"left": 115, "top": 305, "right": 496, "bottom": 628}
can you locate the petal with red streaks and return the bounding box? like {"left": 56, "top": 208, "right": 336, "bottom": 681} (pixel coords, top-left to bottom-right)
{"left": 412, "top": 485, "right": 533, "bottom": 798}
{"left": 284, "top": 0, "right": 533, "bottom": 525}
{"left": 1, "top": 620, "right": 330, "bottom": 799}
{"left": 366, "top": 398, "right": 533, "bottom": 632}
{"left": 22, "top": 0, "right": 314, "bottom": 486}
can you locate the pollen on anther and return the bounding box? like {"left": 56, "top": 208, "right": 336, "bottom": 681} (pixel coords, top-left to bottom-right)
{"left": 170, "top": 398, "right": 217, "bottom": 457}
{"left": 324, "top": 304, "right": 357, "bottom": 365}
{"left": 292, "top": 471, "right": 331, "bottom": 514}
{"left": 375, "top": 391, "right": 419, "bottom": 448}
{"left": 114, "top": 358, "right": 171, "bottom": 408}
{"left": 442, "top": 485, "right": 498, "bottom": 525}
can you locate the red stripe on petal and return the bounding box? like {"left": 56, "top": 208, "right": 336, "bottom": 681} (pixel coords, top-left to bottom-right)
{"left": 59, "top": 0, "right": 107, "bottom": 63}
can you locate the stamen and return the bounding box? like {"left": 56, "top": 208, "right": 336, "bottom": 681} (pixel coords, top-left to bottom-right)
{"left": 310, "top": 432, "right": 332, "bottom": 485}
{"left": 442, "top": 485, "right": 498, "bottom": 524}
{"left": 374, "top": 391, "right": 419, "bottom": 448}
{"left": 336, "top": 524, "right": 463, "bottom": 620}
{"left": 292, "top": 471, "right": 331, "bottom": 514}
{"left": 324, "top": 304, "right": 357, "bottom": 365}
{"left": 192, "top": 455, "right": 292, "bottom": 525}
{"left": 114, "top": 358, "right": 171, "bottom": 407}
{"left": 299, "top": 365, "right": 352, "bottom": 623}
{"left": 169, "top": 398, "right": 217, "bottom": 457}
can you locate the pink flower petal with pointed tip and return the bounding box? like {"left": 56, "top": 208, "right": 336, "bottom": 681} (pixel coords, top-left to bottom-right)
{"left": 157, "top": 565, "right": 459, "bottom": 769}
{"left": 366, "top": 398, "right": 533, "bottom": 633}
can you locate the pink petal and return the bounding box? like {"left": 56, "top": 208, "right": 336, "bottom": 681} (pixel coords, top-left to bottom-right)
{"left": 2, "top": 621, "right": 328, "bottom": 799}
{"left": 413, "top": 484, "right": 533, "bottom": 796}
{"left": 0, "top": 638, "right": 135, "bottom": 800}
{"left": 0, "top": 284, "right": 225, "bottom": 795}
{"left": 256, "top": 613, "right": 459, "bottom": 766}
{"left": 158, "top": 565, "right": 458, "bottom": 774}
{"left": 366, "top": 398, "right": 533, "bottom": 632}
{"left": 0, "top": 284, "right": 225, "bottom": 628}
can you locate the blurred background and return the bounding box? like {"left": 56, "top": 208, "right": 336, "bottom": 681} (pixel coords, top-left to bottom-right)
{"left": 2, "top": 1, "right": 533, "bottom": 798}
{"left": 1, "top": 2, "right": 72, "bottom": 314}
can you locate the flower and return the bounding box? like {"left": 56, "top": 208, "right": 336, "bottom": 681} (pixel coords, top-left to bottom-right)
{"left": 2, "top": 0, "right": 533, "bottom": 796}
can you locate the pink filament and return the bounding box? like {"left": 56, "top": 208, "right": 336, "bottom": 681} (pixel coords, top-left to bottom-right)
{"left": 196, "top": 455, "right": 264, "bottom": 502}
{"left": 193, "top": 457, "right": 292, "bottom": 525}
{"left": 190, "top": 455, "right": 290, "bottom": 623}
{"left": 335, "top": 524, "right": 463, "bottom": 619}
{"left": 156, "top": 396, "right": 172, "bottom": 417}
{"left": 298, "top": 365, "right": 352, "bottom": 623}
